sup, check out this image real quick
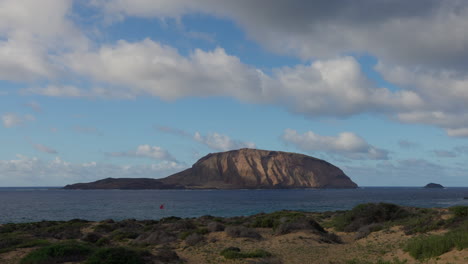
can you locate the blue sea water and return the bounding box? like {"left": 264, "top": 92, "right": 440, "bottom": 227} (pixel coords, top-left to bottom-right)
{"left": 0, "top": 187, "right": 467, "bottom": 224}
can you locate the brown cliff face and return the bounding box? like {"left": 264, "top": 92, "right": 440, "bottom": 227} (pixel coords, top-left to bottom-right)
{"left": 161, "top": 149, "right": 357, "bottom": 189}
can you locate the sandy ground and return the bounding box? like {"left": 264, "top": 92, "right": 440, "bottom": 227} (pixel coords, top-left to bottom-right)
{"left": 174, "top": 227, "right": 467, "bottom": 264}
{"left": 1, "top": 222, "right": 466, "bottom": 264}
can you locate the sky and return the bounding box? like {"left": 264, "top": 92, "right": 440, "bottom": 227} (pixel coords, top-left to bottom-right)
{"left": 1, "top": 0, "right": 467, "bottom": 187}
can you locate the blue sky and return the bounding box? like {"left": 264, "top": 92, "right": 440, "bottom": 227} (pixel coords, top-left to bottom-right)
{"left": 1, "top": 0, "right": 467, "bottom": 186}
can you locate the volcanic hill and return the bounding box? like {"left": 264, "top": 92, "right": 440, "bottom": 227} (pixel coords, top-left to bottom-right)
{"left": 64, "top": 148, "right": 357, "bottom": 189}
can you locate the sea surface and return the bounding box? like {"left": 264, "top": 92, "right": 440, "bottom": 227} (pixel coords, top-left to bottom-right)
{"left": 1, "top": 187, "right": 467, "bottom": 224}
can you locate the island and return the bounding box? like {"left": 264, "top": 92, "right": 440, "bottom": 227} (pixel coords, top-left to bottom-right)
{"left": 64, "top": 148, "right": 358, "bottom": 189}
{"left": 424, "top": 183, "right": 444, "bottom": 188}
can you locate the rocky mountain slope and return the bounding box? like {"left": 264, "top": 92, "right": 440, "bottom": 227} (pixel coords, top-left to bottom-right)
{"left": 64, "top": 148, "right": 357, "bottom": 189}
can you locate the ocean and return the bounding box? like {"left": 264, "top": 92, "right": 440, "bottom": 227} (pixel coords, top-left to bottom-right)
{"left": 1, "top": 187, "right": 467, "bottom": 224}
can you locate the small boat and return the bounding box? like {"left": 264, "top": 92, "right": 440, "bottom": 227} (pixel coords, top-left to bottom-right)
{"left": 464, "top": 197, "right": 468, "bottom": 200}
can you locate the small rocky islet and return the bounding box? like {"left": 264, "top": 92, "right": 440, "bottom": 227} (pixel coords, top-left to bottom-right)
{"left": 424, "top": 183, "right": 444, "bottom": 189}
{"left": 0, "top": 203, "right": 467, "bottom": 264}
{"left": 64, "top": 148, "right": 358, "bottom": 190}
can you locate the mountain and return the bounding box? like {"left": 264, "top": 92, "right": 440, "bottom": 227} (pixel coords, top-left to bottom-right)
{"left": 161, "top": 148, "right": 357, "bottom": 189}
{"left": 64, "top": 148, "right": 358, "bottom": 189}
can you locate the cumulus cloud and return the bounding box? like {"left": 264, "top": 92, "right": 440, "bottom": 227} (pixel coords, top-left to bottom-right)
{"left": 25, "top": 101, "right": 42, "bottom": 112}
{"left": 0, "top": 155, "right": 186, "bottom": 186}
{"left": 31, "top": 39, "right": 415, "bottom": 117}
{"left": 33, "top": 143, "right": 58, "bottom": 154}
{"left": 1, "top": 113, "right": 35, "bottom": 128}
{"left": 282, "top": 129, "right": 388, "bottom": 160}
{"left": 194, "top": 132, "right": 255, "bottom": 151}
{"left": 398, "top": 140, "right": 419, "bottom": 149}
{"left": 375, "top": 62, "right": 468, "bottom": 137}
{"left": 107, "top": 145, "right": 177, "bottom": 161}
{"left": 156, "top": 126, "right": 191, "bottom": 137}
{"left": 3, "top": 1, "right": 468, "bottom": 138}
{"left": 344, "top": 158, "right": 466, "bottom": 186}
{"left": 96, "top": 1, "right": 468, "bottom": 70}
{"left": 0, "top": 0, "right": 88, "bottom": 81}
{"left": 433, "top": 150, "right": 457, "bottom": 158}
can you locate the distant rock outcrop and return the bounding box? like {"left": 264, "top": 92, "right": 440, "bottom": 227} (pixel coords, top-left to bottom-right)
{"left": 424, "top": 183, "right": 444, "bottom": 189}
{"left": 63, "top": 178, "right": 185, "bottom": 190}
{"left": 160, "top": 148, "right": 357, "bottom": 189}
{"left": 64, "top": 149, "right": 358, "bottom": 189}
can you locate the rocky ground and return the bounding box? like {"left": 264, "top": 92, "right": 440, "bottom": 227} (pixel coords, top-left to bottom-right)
{"left": 0, "top": 203, "right": 466, "bottom": 264}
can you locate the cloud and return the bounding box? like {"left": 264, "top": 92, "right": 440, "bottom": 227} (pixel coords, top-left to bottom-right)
{"left": 156, "top": 126, "right": 191, "bottom": 137}
{"left": 0, "top": 0, "right": 88, "bottom": 81}
{"left": 376, "top": 63, "right": 468, "bottom": 137}
{"left": 33, "top": 143, "right": 58, "bottom": 154}
{"left": 0, "top": 155, "right": 186, "bottom": 186}
{"left": 194, "top": 132, "right": 255, "bottom": 151}
{"left": 97, "top": 1, "right": 468, "bottom": 70}
{"left": 25, "top": 101, "right": 42, "bottom": 112}
{"left": 72, "top": 126, "right": 101, "bottom": 135}
{"left": 433, "top": 150, "right": 457, "bottom": 158}
{"left": 107, "top": 145, "right": 177, "bottom": 161}
{"left": 4, "top": 1, "right": 468, "bottom": 138}
{"left": 39, "top": 39, "right": 415, "bottom": 117}
{"left": 282, "top": 129, "right": 388, "bottom": 160}
{"left": 343, "top": 158, "right": 466, "bottom": 186}
{"left": 1, "top": 113, "right": 35, "bottom": 128}
{"left": 398, "top": 140, "right": 419, "bottom": 149}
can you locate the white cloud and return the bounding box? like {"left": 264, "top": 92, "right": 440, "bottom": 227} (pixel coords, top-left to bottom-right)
{"left": 282, "top": 129, "right": 388, "bottom": 160}
{"left": 194, "top": 132, "right": 255, "bottom": 151}
{"left": 398, "top": 140, "right": 419, "bottom": 149}
{"left": 37, "top": 39, "right": 415, "bottom": 117}
{"left": 25, "top": 101, "right": 41, "bottom": 112}
{"left": 433, "top": 150, "right": 457, "bottom": 158}
{"left": 108, "top": 145, "right": 177, "bottom": 161}
{"left": 0, "top": 155, "right": 186, "bottom": 186}
{"left": 344, "top": 158, "right": 466, "bottom": 186}
{"left": 0, "top": 0, "right": 88, "bottom": 81}
{"left": 1, "top": 113, "right": 35, "bottom": 128}
{"left": 96, "top": 1, "right": 468, "bottom": 70}
{"left": 33, "top": 143, "right": 58, "bottom": 154}
{"left": 61, "top": 40, "right": 264, "bottom": 101}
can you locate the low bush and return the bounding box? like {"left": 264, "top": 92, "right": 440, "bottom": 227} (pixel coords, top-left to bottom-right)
{"left": 110, "top": 230, "right": 139, "bottom": 241}
{"left": 207, "top": 222, "right": 225, "bottom": 232}
{"left": 225, "top": 226, "right": 262, "bottom": 239}
{"left": 20, "top": 241, "right": 93, "bottom": 264}
{"left": 404, "top": 223, "right": 468, "bottom": 260}
{"left": 185, "top": 233, "right": 204, "bottom": 246}
{"left": 85, "top": 247, "right": 149, "bottom": 264}
{"left": 330, "top": 203, "right": 410, "bottom": 232}
{"left": 220, "top": 247, "right": 271, "bottom": 259}
{"left": 0, "top": 233, "right": 49, "bottom": 253}
{"left": 449, "top": 206, "right": 468, "bottom": 218}
{"left": 251, "top": 211, "right": 305, "bottom": 229}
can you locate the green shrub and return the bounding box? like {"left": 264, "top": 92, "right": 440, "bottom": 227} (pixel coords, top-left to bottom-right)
{"left": 251, "top": 211, "right": 305, "bottom": 229}
{"left": 96, "top": 237, "right": 111, "bottom": 247}
{"left": 110, "top": 230, "right": 139, "bottom": 241}
{"left": 0, "top": 233, "right": 50, "bottom": 253}
{"left": 220, "top": 247, "right": 271, "bottom": 259}
{"left": 20, "top": 241, "right": 93, "bottom": 264}
{"left": 330, "top": 203, "right": 410, "bottom": 232}
{"left": 85, "top": 247, "right": 148, "bottom": 264}
{"left": 404, "top": 223, "right": 468, "bottom": 260}
{"left": 346, "top": 258, "right": 407, "bottom": 264}
{"left": 449, "top": 206, "right": 468, "bottom": 218}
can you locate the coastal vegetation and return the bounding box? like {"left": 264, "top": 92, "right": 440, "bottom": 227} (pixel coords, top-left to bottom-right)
{"left": 0, "top": 204, "right": 466, "bottom": 263}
